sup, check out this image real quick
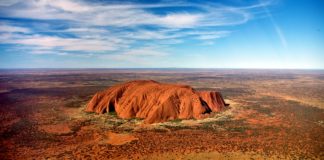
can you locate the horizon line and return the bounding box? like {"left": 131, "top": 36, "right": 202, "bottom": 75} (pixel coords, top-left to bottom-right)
{"left": 0, "top": 67, "right": 324, "bottom": 70}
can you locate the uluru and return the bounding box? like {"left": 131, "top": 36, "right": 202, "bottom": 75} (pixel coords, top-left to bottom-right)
{"left": 86, "top": 80, "right": 228, "bottom": 123}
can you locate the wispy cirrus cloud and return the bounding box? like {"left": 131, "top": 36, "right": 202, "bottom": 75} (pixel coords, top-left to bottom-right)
{"left": 101, "top": 46, "right": 169, "bottom": 65}
{"left": 0, "top": 23, "right": 30, "bottom": 33}
{"left": 0, "top": 0, "right": 274, "bottom": 64}
{"left": 0, "top": 0, "right": 259, "bottom": 28}
{"left": 1, "top": 33, "right": 129, "bottom": 51}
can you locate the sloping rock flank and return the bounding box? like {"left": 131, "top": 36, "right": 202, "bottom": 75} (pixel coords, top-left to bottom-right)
{"left": 86, "top": 80, "right": 228, "bottom": 123}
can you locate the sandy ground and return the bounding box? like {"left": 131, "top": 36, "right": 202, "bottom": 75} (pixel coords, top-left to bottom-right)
{"left": 0, "top": 69, "right": 323, "bottom": 159}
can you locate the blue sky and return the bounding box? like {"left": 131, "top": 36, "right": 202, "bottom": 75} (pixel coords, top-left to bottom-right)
{"left": 0, "top": 0, "right": 323, "bottom": 69}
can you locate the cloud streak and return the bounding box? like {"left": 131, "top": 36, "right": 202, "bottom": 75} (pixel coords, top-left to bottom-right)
{"left": 261, "top": 4, "right": 288, "bottom": 48}
{"left": 0, "top": 23, "right": 30, "bottom": 33}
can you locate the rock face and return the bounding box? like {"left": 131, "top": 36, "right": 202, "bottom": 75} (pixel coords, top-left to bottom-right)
{"left": 86, "top": 80, "right": 228, "bottom": 123}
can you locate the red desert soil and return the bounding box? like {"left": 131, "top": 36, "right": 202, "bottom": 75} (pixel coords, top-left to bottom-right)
{"left": 38, "top": 124, "right": 72, "bottom": 135}
{"left": 105, "top": 132, "right": 138, "bottom": 145}
{"left": 86, "top": 80, "right": 227, "bottom": 123}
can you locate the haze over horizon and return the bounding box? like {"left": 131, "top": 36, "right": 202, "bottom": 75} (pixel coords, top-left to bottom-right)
{"left": 0, "top": 0, "right": 323, "bottom": 69}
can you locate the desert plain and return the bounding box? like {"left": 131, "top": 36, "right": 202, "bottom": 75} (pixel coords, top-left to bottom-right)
{"left": 0, "top": 69, "right": 323, "bottom": 159}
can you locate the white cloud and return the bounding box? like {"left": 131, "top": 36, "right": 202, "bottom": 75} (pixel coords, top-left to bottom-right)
{"left": 119, "top": 29, "right": 231, "bottom": 41}
{"left": 122, "top": 46, "right": 168, "bottom": 57}
{"left": 30, "top": 49, "right": 68, "bottom": 55}
{"left": 45, "top": 0, "right": 92, "bottom": 12}
{"left": 101, "top": 46, "right": 169, "bottom": 64}
{"left": 63, "top": 27, "right": 108, "bottom": 34}
{"left": 2, "top": 34, "right": 128, "bottom": 52}
{"left": 0, "top": 24, "right": 30, "bottom": 33}
{"left": 194, "top": 31, "right": 231, "bottom": 40}
{"left": 0, "top": 0, "right": 21, "bottom": 6}
{"left": 159, "top": 13, "right": 202, "bottom": 28}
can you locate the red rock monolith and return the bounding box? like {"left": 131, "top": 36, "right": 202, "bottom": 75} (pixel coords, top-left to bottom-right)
{"left": 86, "top": 80, "right": 228, "bottom": 123}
